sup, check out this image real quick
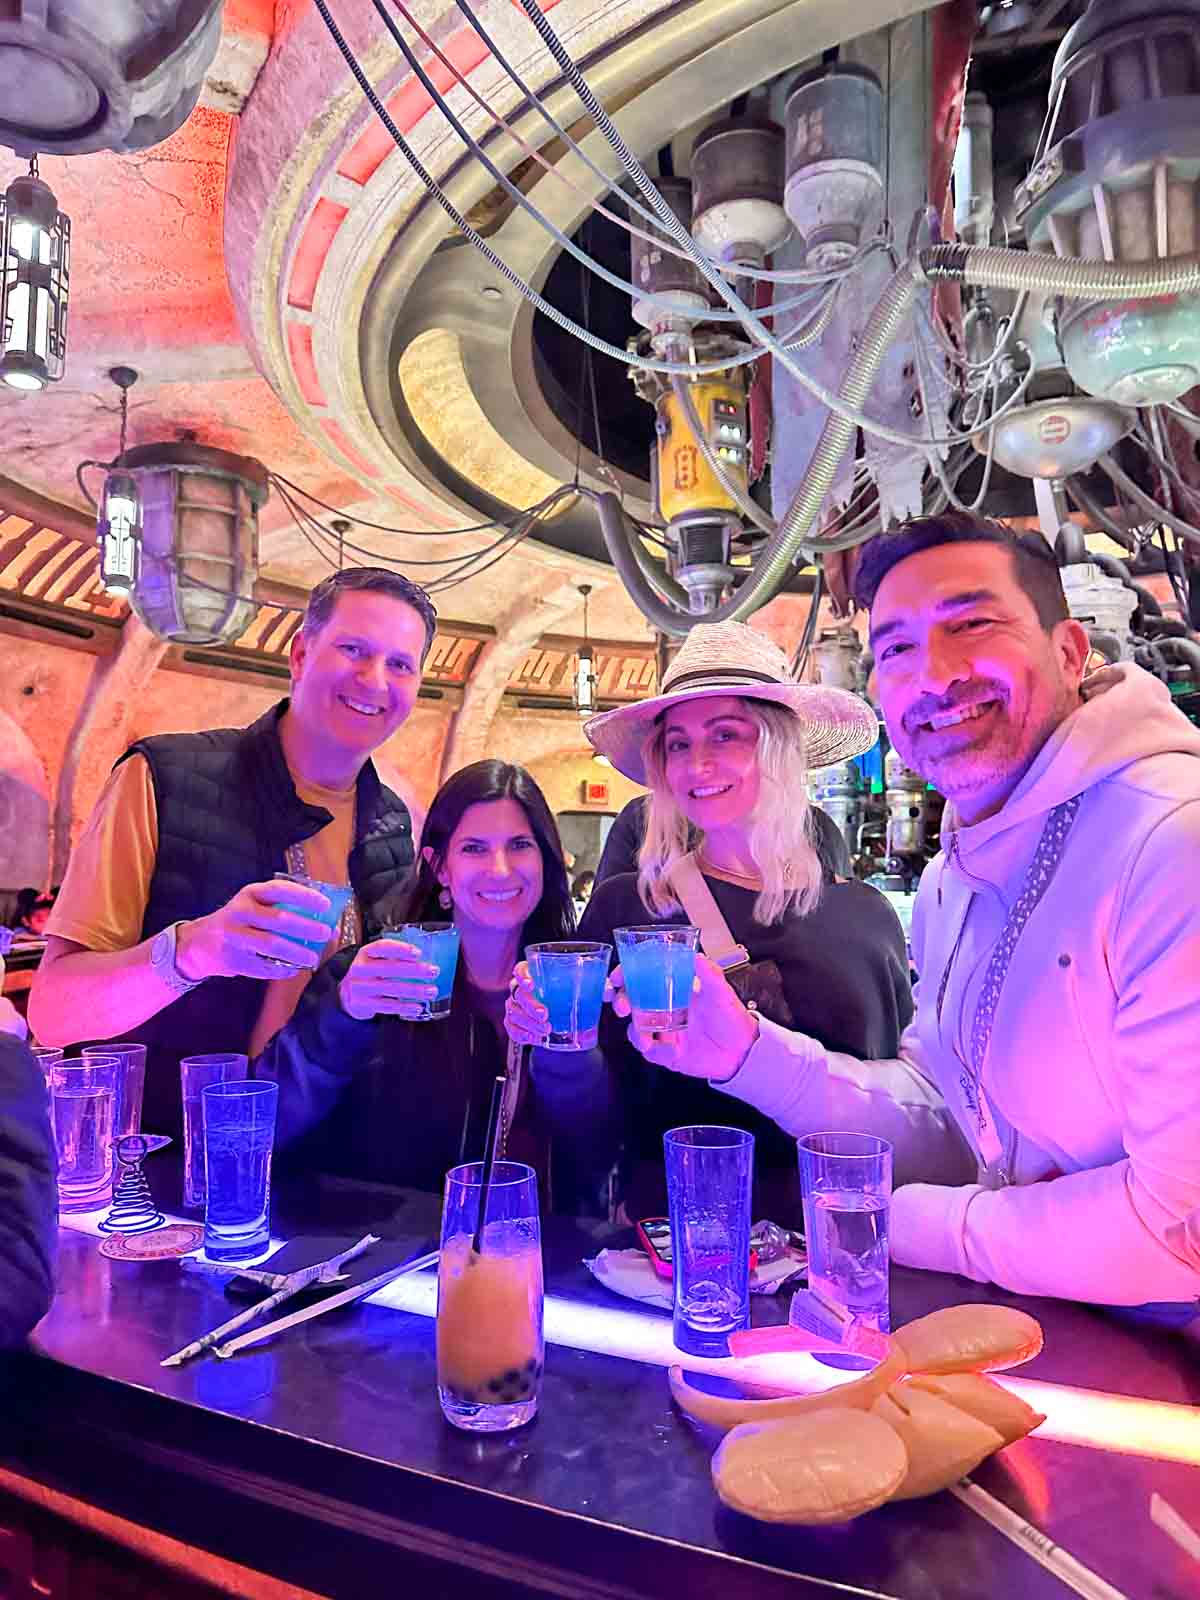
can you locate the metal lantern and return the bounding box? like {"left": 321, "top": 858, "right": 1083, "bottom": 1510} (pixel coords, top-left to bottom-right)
{"left": 116, "top": 442, "right": 268, "bottom": 645}
{"left": 0, "top": 158, "right": 69, "bottom": 391}
{"left": 572, "top": 584, "right": 598, "bottom": 715}
{"left": 97, "top": 367, "right": 140, "bottom": 594}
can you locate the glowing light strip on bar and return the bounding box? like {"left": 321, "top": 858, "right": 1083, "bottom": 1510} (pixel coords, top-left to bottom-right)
{"left": 63, "top": 1215, "right": 1200, "bottom": 1466}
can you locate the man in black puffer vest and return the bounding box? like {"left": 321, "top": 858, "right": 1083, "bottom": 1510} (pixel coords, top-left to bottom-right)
{"left": 31, "top": 568, "right": 437, "bottom": 1141}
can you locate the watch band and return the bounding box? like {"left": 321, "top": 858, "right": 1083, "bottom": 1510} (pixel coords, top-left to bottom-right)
{"left": 152, "top": 921, "right": 202, "bottom": 996}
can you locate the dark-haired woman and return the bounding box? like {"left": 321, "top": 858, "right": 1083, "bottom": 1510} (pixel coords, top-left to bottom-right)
{"left": 255, "top": 760, "right": 619, "bottom": 1211}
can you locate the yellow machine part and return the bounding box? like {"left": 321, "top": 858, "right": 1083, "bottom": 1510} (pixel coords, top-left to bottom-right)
{"left": 656, "top": 379, "right": 748, "bottom": 524}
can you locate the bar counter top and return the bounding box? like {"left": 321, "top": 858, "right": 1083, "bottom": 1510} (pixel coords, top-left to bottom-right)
{"left": 3, "top": 1169, "right": 1199, "bottom": 1599}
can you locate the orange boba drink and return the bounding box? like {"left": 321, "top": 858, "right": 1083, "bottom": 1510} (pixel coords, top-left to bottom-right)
{"left": 437, "top": 1162, "right": 544, "bottom": 1431}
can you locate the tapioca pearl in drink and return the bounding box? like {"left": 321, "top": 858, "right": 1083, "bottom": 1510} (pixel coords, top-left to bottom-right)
{"left": 436, "top": 1235, "right": 543, "bottom": 1401}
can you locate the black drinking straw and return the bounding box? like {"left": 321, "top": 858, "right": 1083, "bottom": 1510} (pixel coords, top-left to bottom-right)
{"left": 472, "top": 1074, "right": 507, "bottom": 1256}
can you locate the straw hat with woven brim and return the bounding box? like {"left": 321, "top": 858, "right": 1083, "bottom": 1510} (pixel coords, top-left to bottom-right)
{"left": 584, "top": 620, "right": 878, "bottom": 786}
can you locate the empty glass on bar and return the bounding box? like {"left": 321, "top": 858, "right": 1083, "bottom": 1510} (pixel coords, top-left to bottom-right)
{"left": 664, "top": 1124, "right": 754, "bottom": 1358}
{"left": 526, "top": 940, "right": 610, "bottom": 1049}
{"left": 50, "top": 1057, "right": 119, "bottom": 1213}
{"left": 181, "top": 1053, "right": 247, "bottom": 1208}
{"left": 615, "top": 925, "right": 700, "bottom": 1032}
{"left": 201, "top": 1079, "right": 278, "bottom": 1262}
{"left": 437, "top": 1161, "right": 543, "bottom": 1432}
{"left": 799, "top": 1131, "right": 893, "bottom": 1365}
{"left": 383, "top": 923, "right": 460, "bottom": 1020}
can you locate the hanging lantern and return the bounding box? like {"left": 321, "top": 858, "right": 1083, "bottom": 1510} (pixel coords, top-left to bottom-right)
{"left": 97, "top": 368, "right": 141, "bottom": 594}
{"left": 572, "top": 583, "right": 598, "bottom": 715}
{"left": 115, "top": 441, "right": 267, "bottom": 645}
{"left": 0, "top": 157, "right": 69, "bottom": 391}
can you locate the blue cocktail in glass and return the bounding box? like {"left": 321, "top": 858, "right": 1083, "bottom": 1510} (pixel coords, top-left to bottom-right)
{"left": 614, "top": 925, "right": 700, "bottom": 1032}
{"left": 526, "top": 941, "right": 611, "bottom": 1050}
{"left": 273, "top": 872, "right": 352, "bottom": 955}
{"left": 383, "top": 922, "right": 461, "bottom": 1020}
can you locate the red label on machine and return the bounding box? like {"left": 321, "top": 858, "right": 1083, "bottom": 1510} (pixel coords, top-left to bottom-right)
{"left": 673, "top": 445, "right": 699, "bottom": 491}
{"left": 1038, "top": 413, "right": 1072, "bottom": 445}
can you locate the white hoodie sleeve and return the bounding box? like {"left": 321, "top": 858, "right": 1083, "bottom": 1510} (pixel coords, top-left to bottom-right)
{"left": 893, "top": 803, "right": 1200, "bottom": 1305}
{"left": 713, "top": 992, "right": 977, "bottom": 1190}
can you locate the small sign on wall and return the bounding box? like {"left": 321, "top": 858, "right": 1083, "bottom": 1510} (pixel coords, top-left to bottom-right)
{"left": 581, "top": 778, "right": 609, "bottom": 807}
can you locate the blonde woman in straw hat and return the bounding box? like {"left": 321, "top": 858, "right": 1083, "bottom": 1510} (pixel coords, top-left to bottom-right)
{"left": 506, "top": 619, "right": 913, "bottom": 1218}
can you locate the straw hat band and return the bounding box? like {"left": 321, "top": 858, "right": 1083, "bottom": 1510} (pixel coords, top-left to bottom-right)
{"left": 661, "top": 666, "right": 785, "bottom": 695}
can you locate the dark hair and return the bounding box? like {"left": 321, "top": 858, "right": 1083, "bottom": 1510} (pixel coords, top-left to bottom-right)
{"left": 387, "top": 760, "right": 575, "bottom": 945}
{"left": 572, "top": 870, "right": 595, "bottom": 898}
{"left": 852, "top": 511, "right": 1069, "bottom": 631}
{"left": 302, "top": 567, "right": 439, "bottom": 661}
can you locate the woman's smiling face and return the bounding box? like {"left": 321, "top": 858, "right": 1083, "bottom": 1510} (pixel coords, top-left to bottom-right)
{"left": 437, "top": 797, "right": 544, "bottom": 937}
{"left": 661, "top": 695, "right": 762, "bottom": 832}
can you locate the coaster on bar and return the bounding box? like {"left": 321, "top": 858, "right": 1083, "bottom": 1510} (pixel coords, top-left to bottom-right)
{"left": 100, "top": 1224, "right": 204, "bottom": 1261}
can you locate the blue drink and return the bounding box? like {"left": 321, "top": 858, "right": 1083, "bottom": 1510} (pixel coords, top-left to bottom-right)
{"left": 526, "top": 941, "right": 610, "bottom": 1050}
{"left": 201, "top": 1080, "right": 278, "bottom": 1262}
{"left": 273, "top": 872, "right": 352, "bottom": 955}
{"left": 384, "top": 923, "right": 461, "bottom": 1020}
{"left": 615, "top": 926, "right": 700, "bottom": 1032}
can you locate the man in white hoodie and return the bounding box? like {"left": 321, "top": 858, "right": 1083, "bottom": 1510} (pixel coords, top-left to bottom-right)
{"left": 619, "top": 512, "right": 1200, "bottom": 1309}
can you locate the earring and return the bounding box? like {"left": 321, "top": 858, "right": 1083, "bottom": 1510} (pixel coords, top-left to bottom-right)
{"left": 439, "top": 887, "right": 452, "bottom": 910}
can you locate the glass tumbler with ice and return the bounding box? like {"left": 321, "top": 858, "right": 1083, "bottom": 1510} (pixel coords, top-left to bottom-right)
{"left": 383, "top": 923, "right": 461, "bottom": 1020}
{"left": 181, "top": 1053, "right": 247, "bottom": 1209}
{"left": 614, "top": 925, "right": 700, "bottom": 1032}
{"left": 664, "top": 1125, "right": 754, "bottom": 1358}
{"left": 798, "top": 1131, "right": 893, "bottom": 1367}
{"left": 201, "top": 1079, "right": 278, "bottom": 1262}
{"left": 437, "top": 1161, "right": 544, "bottom": 1432}
{"left": 526, "top": 941, "right": 610, "bottom": 1050}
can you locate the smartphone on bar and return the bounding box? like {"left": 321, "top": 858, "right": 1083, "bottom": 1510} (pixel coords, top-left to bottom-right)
{"left": 636, "top": 1216, "right": 758, "bottom": 1280}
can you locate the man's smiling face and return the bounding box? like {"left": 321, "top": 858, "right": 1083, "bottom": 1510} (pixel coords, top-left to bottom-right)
{"left": 869, "top": 542, "right": 1088, "bottom": 823}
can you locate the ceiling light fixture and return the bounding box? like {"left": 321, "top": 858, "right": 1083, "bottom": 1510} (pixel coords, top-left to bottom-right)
{"left": 98, "top": 367, "right": 140, "bottom": 595}
{"left": 573, "top": 583, "right": 597, "bottom": 715}
{"left": 0, "top": 154, "right": 70, "bottom": 391}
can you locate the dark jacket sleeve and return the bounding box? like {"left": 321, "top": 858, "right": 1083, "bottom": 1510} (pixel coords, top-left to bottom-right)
{"left": 0, "top": 1037, "right": 57, "bottom": 1348}
{"left": 252, "top": 949, "right": 380, "bottom": 1148}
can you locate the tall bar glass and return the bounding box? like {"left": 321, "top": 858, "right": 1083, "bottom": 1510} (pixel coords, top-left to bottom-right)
{"left": 664, "top": 1125, "right": 754, "bottom": 1357}
{"left": 83, "top": 1042, "right": 147, "bottom": 1139}
{"left": 50, "top": 1058, "right": 119, "bottom": 1212}
{"left": 799, "top": 1132, "right": 893, "bottom": 1362}
{"left": 526, "top": 940, "right": 610, "bottom": 1049}
{"left": 201, "top": 1079, "right": 278, "bottom": 1262}
{"left": 30, "top": 1046, "right": 63, "bottom": 1075}
{"left": 181, "top": 1053, "right": 247, "bottom": 1208}
{"left": 437, "top": 1161, "right": 543, "bottom": 1432}
{"left": 383, "top": 923, "right": 460, "bottom": 1020}
{"left": 615, "top": 926, "right": 699, "bottom": 1032}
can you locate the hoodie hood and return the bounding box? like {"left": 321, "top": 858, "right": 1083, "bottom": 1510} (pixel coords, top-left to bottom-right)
{"left": 944, "top": 662, "right": 1200, "bottom": 880}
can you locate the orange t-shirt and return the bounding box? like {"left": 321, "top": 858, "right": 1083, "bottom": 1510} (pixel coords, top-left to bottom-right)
{"left": 46, "top": 753, "right": 357, "bottom": 1055}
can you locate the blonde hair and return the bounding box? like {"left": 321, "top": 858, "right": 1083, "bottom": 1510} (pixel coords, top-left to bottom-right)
{"left": 636, "top": 698, "right": 824, "bottom": 926}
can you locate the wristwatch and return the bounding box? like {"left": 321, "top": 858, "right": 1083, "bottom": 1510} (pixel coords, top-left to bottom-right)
{"left": 150, "top": 921, "right": 203, "bottom": 996}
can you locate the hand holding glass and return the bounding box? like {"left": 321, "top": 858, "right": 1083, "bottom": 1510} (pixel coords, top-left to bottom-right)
{"left": 525, "top": 941, "right": 610, "bottom": 1049}
{"left": 272, "top": 872, "right": 351, "bottom": 957}
{"left": 615, "top": 926, "right": 699, "bottom": 1032}
{"left": 383, "top": 923, "right": 460, "bottom": 1020}
{"left": 202, "top": 1079, "right": 278, "bottom": 1262}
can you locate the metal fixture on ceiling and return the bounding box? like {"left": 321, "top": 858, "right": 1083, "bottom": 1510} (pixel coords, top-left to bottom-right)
{"left": 572, "top": 582, "right": 597, "bottom": 715}
{"left": 0, "top": 0, "right": 225, "bottom": 158}
{"left": 98, "top": 366, "right": 140, "bottom": 593}
{"left": 0, "top": 153, "right": 69, "bottom": 390}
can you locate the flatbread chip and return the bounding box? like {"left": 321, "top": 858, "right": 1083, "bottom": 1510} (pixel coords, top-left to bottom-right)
{"left": 713, "top": 1409, "right": 908, "bottom": 1524}
{"left": 895, "top": 1304, "right": 1043, "bottom": 1374}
